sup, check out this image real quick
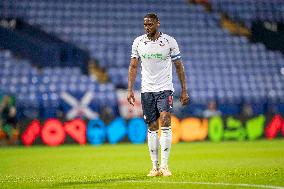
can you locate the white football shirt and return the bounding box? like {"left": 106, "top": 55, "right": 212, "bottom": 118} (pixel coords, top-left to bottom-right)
{"left": 131, "top": 33, "right": 181, "bottom": 93}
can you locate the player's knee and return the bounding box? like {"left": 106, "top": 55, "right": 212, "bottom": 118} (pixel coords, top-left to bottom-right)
{"left": 160, "top": 113, "right": 171, "bottom": 127}
{"left": 148, "top": 121, "right": 159, "bottom": 131}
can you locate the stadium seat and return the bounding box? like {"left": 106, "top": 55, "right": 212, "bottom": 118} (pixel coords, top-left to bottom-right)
{"left": 0, "top": 0, "right": 284, "bottom": 116}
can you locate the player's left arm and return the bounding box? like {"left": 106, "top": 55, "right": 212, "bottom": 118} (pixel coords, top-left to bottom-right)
{"left": 174, "top": 59, "right": 189, "bottom": 105}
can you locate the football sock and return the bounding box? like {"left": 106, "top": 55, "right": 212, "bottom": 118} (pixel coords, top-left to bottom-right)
{"left": 160, "top": 126, "right": 172, "bottom": 168}
{"left": 147, "top": 129, "right": 159, "bottom": 169}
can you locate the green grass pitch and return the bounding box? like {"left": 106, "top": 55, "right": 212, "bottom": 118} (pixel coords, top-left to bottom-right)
{"left": 0, "top": 140, "right": 284, "bottom": 189}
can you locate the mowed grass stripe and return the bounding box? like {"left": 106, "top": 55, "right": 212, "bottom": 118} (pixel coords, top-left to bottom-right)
{"left": 0, "top": 140, "right": 283, "bottom": 188}
{"left": 119, "top": 180, "right": 284, "bottom": 189}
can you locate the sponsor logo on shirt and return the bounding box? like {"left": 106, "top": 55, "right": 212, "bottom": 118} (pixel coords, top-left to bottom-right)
{"left": 141, "top": 53, "right": 166, "bottom": 60}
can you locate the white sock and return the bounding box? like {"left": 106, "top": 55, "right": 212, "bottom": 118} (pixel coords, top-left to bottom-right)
{"left": 160, "top": 127, "right": 172, "bottom": 168}
{"left": 147, "top": 129, "right": 159, "bottom": 169}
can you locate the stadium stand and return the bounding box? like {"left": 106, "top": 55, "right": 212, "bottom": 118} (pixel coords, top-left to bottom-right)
{"left": 209, "top": 0, "right": 284, "bottom": 27}
{"left": 0, "top": 18, "right": 89, "bottom": 70}
{"left": 0, "top": 49, "right": 118, "bottom": 119}
{"left": 1, "top": 0, "right": 284, "bottom": 116}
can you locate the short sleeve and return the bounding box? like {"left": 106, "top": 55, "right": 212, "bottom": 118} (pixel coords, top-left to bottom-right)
{"left": 170, "top": 37, "right": 181, "bottom": 61}
{"left": 131, "top": 38, "right": 140, "bottom": 59}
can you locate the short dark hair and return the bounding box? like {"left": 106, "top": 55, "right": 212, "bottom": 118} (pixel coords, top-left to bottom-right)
{"left": 144, "top": 13, "right": 159, "bottom": 21}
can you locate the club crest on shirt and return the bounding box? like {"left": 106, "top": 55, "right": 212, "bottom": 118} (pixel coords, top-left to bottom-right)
{"left": 159, "top": 41, "right": 165, "bottom": 46}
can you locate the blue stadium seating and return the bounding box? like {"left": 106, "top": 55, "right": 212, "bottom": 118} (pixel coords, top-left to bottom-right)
{"left": 1, "top": 0, "right": 284, "bottom": 116}
{"left": 0, "top": 50, "right": 118, "bottom": 119}
{"left": 209, "top": 0, "right": 284, "bottom": 27}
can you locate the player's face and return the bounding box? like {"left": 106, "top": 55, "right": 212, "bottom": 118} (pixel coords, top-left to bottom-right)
{"left": 144, "top": 18, "right": 159, "bottom": 37}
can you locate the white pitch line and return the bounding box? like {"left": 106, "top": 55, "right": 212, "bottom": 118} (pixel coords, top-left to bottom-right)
{"left": 119, "top": 180, "right": 284, "bottom": 189}
{"left": 1, "top": 179, "right": 284, "bottom": 189}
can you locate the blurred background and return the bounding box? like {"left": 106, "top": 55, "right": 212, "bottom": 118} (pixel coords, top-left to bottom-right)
{"left": 0, "top": 0, "right": 284, "bottom": 145}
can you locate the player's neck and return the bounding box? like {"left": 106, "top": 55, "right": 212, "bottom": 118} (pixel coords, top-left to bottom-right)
{"left": 147, "top": 32, "right": 161, "bottom": 41}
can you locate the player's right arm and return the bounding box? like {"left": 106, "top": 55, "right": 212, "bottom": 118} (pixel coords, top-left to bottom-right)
{"left": 127, "top": 57, "right": 139, "bottom": 106}
{"left": 127, "top": 37, "right": 141, "bottom": 106}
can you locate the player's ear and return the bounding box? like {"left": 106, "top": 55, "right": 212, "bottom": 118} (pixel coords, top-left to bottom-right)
{"left": 157, "top": 21, "right": 160, "bottom": 27}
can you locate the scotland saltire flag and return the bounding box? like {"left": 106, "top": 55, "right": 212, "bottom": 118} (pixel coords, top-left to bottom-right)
{"left": 60, "top": 91, "right": 98, "bottom": 120}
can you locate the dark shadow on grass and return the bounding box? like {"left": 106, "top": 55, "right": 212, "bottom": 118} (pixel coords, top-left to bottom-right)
{"left": 49, "top": 175, "right": 148, "bottom": 188}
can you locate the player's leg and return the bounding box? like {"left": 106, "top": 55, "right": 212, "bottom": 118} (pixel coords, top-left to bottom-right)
{"left": 148, "top": 120, "right": 159, "bottom": 169}
{"left": 157, "top": 91, "right": 173, "bottom": 176}
{"left": 159, "top": 111, "right": 172, "bottom": 176}
{"left": 141, "top": 92, "right": 160, "bottom": 176}
{"left": 147, "top": 120, "right": 160, "bottom": 176}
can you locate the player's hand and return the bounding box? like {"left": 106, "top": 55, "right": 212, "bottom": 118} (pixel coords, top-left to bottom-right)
{"left": 180, "top": 90, "right": 189, "bottom": 105}
{"left": 127, "top": 90, "right": 135, "bottom": 106}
